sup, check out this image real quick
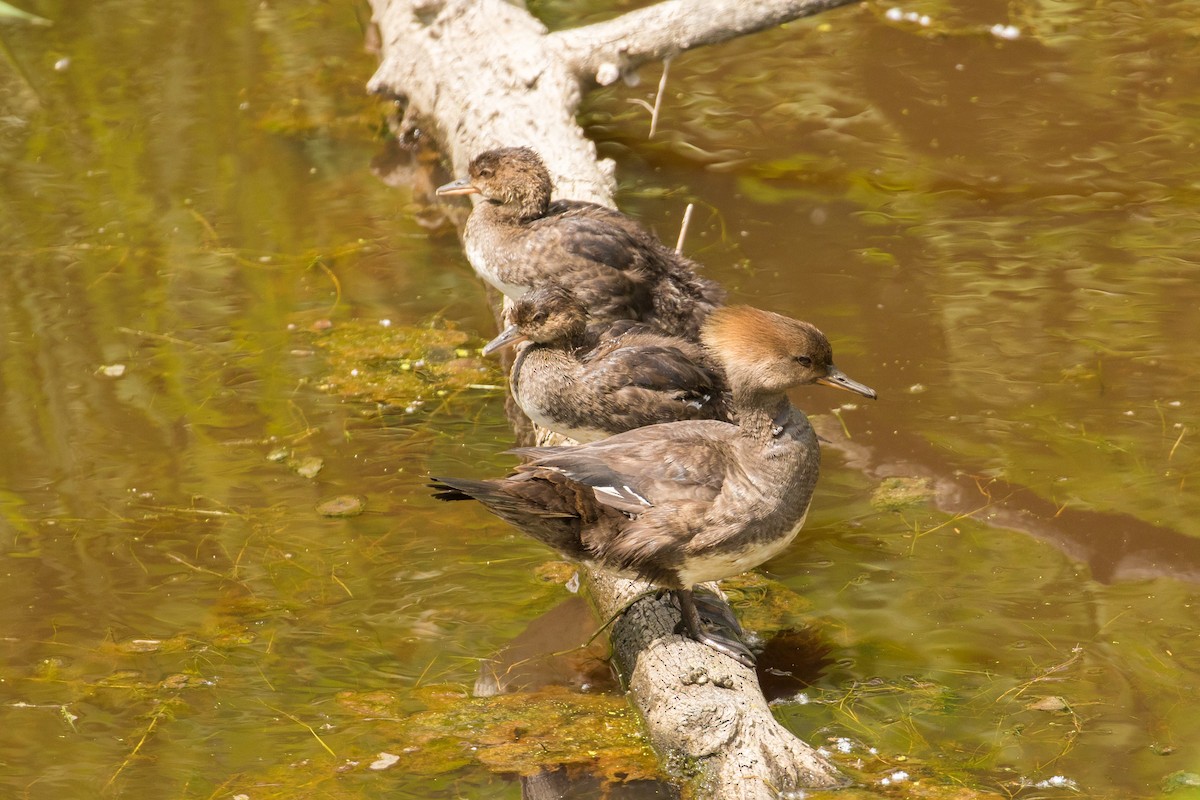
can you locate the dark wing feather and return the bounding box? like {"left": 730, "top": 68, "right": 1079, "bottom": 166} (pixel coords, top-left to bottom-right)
{"left": 534, "top": 200, "right": 725, "bottom": 336}
{"left": 533, "top": 203, "right": 657, "bottom": 274}
{"left": 509, "top": 450, "right": 652, "bottom": 514}
{"left": 509, "top": 421, "right": 732, "bottom": 512}
{"left": 428, "top": 472, "right": 603, "bottom": 561}
{"left": 546, "top": 200, "right": 657, "bottom": 243}
{"left": 588, "top": 343, "right": 717, "bottom": 397}
{"left": 560, "top": 264, "right": 654, "bottom": 325}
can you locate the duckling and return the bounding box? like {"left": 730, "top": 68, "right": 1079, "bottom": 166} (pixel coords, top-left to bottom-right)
{"left": 483, "top": 284, "right": 728, "bottom": 442}
{"left": 436, "top": 146, "right": 724, "bottom": 338}
{"left": 432, "top": 306, "right": 877, "bottom": 665}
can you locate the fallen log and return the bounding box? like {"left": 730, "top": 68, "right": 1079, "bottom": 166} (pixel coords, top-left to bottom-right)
{"left": 367, "top": 1, "right": 859, "bottom": 794}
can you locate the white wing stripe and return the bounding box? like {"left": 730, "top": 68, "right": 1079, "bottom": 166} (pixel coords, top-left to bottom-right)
{"left": 593, "top": 484, "right": 652, "bottom": 506}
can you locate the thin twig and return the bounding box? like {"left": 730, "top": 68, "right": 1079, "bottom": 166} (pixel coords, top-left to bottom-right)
{"left": 675, "top": 202, "right": 695, "bottom": 255}
{"left": 331, "top": 567, "right": 354, "bottom": 598}
{"left": 907, "top": 500, "right": 994, "bottom": 555}
{"left": 104, "top": 701, "right": 168, "bottom": 791}
{"left": 649, "top": 56, "right": 672, "bottom": 138}
{"left": 413, "top": 655, "right": 439, "bottom": 688}
{"left": 260, "top": 701, "right": 336, "bottom": 757}
{"left": 1169, "top": 426, "right": 1187, "bottom": 461}
{"left": 830, "top": 407, "right": 852, "bottom": 439}
{"left": 165, "top": 553, "right": 229, "bottom": 579}
{"left": 311, "top": 258, "right": 343, "bottom": 318}
{"left": 154, "top": 506, "right": 239, "bottom": 518}
{"left": 997, "top": 644, "right": 1083, "bottom": 703}
{"left": 116, "top": 327, "right": 202, "bottom": 348}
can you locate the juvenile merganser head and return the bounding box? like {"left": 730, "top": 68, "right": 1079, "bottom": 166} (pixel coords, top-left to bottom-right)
{"left": 700, "top": 306, "right": 877, "bottom": 400}
{"left": 483, "top": 285, "right": 589, "bottom": 356}
{"left": 436, "top": 146, "right": 552, "bottom": 219}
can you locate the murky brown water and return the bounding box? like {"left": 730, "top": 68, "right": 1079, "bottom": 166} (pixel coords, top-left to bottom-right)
{"left": 1, "top": 0, "right": 1198, "bottom": 798}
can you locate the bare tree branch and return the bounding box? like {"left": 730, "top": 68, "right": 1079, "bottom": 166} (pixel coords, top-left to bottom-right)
{"left": 550, "top": 0, "right": 862, "bottom": 86}
{"left": 368, "top": 0, "right": 614, "bottom": 203}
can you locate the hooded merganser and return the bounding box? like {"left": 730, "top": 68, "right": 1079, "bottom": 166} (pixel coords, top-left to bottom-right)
{"left": 435, "top": 146, "right": 724, "bottom": 338}
{"left": 483, "top": 284, "right": 729, "bottom": 442}
{"left": 432, "top": 306, "right": 877, "bottom": 665}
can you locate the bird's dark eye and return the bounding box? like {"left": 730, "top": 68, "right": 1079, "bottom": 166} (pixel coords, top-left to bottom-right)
{"left": 530, "top": 311, "right": 548, "bottom": 324}
{"left": 477, "top": 167, "right": 494, "bottom": 178}
{"left": 794, "top": 355, "right": 813, "bottom": 368}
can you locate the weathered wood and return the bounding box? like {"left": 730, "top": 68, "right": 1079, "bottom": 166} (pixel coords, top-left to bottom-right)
{"left": 549, "top": 0, "right": 862, "bottom": 87}
{"left": 367, "top": 0, "right": 612, "bottom": 203}
{"left": 607, "top": 585, "right": 844, "bottom": 797}
{"left": 367, "top": 1, "right": 855, "bottom": 795}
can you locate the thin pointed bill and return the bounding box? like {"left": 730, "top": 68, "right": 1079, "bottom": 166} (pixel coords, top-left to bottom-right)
{"left": 435, "top": 177, "right": 479, "bottom": 196}
{"left": 482, "top": 324, "right": 527, "bottom": 356}
{"left": 817, "top": 367, "right": 877, "bottom": 400}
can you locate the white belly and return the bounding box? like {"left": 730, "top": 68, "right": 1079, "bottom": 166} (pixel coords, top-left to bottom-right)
{"left": 521, "top": 405, "right": 608, "bottom": 443}
{"left": 464, "top": 238, "right": 528, "bottom": 298}
{"left": 676, "top": 505, "right": 810, "bottom": 587}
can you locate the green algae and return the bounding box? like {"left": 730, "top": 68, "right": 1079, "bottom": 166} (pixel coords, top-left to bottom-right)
{"left": 721, "top": 571, "right": 815, "bottom": 634}
{"left": 807, "top": 782, "right": 1004, "bottom": 800}
{"left": 311, "top": 319, "right": 502, "bottom": 412}
{"left": 1163, "top": 772, "right": 1200, "bottom": 796}
{"left": 773, "top": 640, "right": 1102, "bottom": 799}
{"left": 870, "top": 477, "right": 936, "bottom": 512}
{"left": 336, "top": 684, "right": 660, "bottom": 784}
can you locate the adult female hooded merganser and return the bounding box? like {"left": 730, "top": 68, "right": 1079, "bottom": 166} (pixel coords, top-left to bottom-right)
{"left": 483, "top": 284, "right": 728, "bottom": 442}
{"left": 435, "top": 146, "right": 724, "bottom": 338}
{"left": 432, "top": 306, "right": 877, "bottom": 664}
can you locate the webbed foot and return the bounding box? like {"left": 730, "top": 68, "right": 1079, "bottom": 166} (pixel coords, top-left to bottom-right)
{"left": 674, "top": 588, "right": 756, "bottom": 668}
{"left": 691, "top": 589, "right": 746, "bottom": 637}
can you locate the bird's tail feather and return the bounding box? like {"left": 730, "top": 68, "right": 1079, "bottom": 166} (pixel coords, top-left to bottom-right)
{"left": 428, "top": 473, "right": 597, "bottom": 561}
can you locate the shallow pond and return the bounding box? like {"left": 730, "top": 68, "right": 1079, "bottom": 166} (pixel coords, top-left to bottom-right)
{"left": 1, "top": 0, "right": 1198, "bottom": 798}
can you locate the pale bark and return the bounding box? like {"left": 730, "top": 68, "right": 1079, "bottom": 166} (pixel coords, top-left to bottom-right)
{"left": 368, "top": 0, "right": 612, "bottom": 203}
{"left": 367, "top": 0, "right": 857, "bottom": 795}
{"left": 550, "top": 0, "right": 862, "bottom": 87}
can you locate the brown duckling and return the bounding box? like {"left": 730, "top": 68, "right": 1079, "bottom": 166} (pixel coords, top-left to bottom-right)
{"left": 432, "top": 306, "right": 877, "bottom": 665}
{"left": 483, "top": 285, "right": 728, "bottom": 442}
{"left": 436, "top": 146, "right": 724, "bottom": 338}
